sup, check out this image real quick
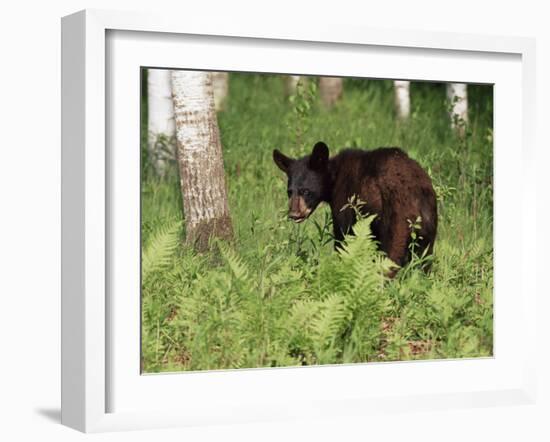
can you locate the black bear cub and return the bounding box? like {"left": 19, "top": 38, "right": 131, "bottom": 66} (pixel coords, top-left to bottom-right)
{"left": 273, "top": 141, "right": 437, "bottom": 275}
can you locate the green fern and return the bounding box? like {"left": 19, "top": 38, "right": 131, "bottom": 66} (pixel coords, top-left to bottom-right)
{"left": 288, "top": 299, "right": 318, "bottom": 334}
{"left": 217, "top": 241, "right": 251, "bottom": 284}
{"left": 142, "top": 220, "right": 181, "bottom": 280}
{"left": 312, "top": 294, "right": 348, "bottom": 348}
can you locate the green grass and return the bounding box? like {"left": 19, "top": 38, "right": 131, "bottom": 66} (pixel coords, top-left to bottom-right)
{"left": 141, "top": 73, "right": 493, "bottom": 372}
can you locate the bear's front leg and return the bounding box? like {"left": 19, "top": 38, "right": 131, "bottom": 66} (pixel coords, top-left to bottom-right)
{"left": 385, "top": 219, "right": 411, "bottom": 276}
{"left": 332, "top": 207, "right": 355, "bottom": 251}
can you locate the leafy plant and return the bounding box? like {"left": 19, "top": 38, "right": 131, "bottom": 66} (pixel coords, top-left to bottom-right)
{"left": 141, "top": 220, "right": 181, "bottom": 280}
{"left": 286, "top": 77, "right": 318, "bottom": 154}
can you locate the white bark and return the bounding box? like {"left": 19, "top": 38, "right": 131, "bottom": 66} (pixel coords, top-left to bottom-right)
{"left": 212, "top": 72, "right": 229, "bottom": 111}
{"left": 319, "top": 77, "right": 343, "bottom": 108}
{"left": 285, "top": 75, "right": 302, "bottom": 95}
{"left": 394, "top": 80, "right": 410, "bottom": 120}
{"left": 147, "top": 69, "right": 176, "bottom": 174}
{"left": 447, "top": 83, "right": 468, "bottom": 135}
{"left": 171, "top": 70, "right": 233, "bottom": 250}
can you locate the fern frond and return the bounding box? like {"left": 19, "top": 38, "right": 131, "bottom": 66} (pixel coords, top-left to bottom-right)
{"left": 142, "top": 221, "right": 182, "bottom": 280}
{"left": 288, "top": 299, "right": 318, "bottom": 332}
{"left": 312, "top": 294, "right": 348, "bottom": 346}
{"left": 217, "top": 242, "right": 252, "bottom": 286}
{"left": 325, "top": 216, "right": 388, "bottom": 308}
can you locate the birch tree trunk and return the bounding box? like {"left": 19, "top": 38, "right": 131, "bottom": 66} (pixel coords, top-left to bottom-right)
{"left": 285, "top": 75, "right": 302, "bottom": 96}
{"left": 147, "top": 69, "right": 176, "bottom": 175}
{"left": 394, "top": 80, "right": 410, "bottom": 120}
{"left": 447, "top": 83, "right": 468, "bottom": 136}
{"left": 171, "top": 71, "right": 233, "bottom": 251}
{"left": 212, "top": 72, "right": 229, "bottom": 111}
{"left": 319, "top": 77, "right": 343, "bottom": 108}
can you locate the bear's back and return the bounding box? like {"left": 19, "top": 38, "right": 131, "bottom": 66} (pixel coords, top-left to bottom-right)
{"left": 329, "top": 146, "right": 436, "bottom": 226}
{"left": 330, "top": 147, "right": 421, "bottom": 184}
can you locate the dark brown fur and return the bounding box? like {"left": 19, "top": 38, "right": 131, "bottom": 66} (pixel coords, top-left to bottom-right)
{"left": 273, "top": 142, "right": 438, "bottom": 274}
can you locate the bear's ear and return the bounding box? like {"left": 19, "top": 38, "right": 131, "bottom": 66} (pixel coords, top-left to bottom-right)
{"left": 273, "top": 149, "right": 293, "bottom": 173}
{"left": 309, "top": 141, "right": 329, "bottom": 171}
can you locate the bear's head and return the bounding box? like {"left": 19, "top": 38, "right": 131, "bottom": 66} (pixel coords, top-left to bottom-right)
{"left": 273, "top": 141, "right": 330, "bottom": 223}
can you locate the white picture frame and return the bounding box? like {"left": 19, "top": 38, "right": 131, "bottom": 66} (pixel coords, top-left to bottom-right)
{"left": 61, "top": 9, "right": 537, "bottom": 433}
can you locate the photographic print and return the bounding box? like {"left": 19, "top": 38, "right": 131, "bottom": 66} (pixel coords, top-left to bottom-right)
{"left": 140, "top": 69, "right": 493, "bottom": 373}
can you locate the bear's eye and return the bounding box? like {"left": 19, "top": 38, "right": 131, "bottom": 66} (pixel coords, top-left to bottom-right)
{"left": 301, "top": 189, "right": 311, "bottom": 197}
{"left": 287, "top": 189, "right": 292, "bottom": 198}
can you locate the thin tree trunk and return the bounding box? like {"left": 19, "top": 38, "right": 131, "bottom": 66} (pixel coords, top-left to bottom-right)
{"left": 394, "top": 80, "right": 410, "bottom": 120}
{"left": 212, "top": 72, "right": 229, "bottom": 111}
{"left": 171, "top": 70, "right": 233, "bottom": 251}
{"left": 319, "top": 77, "right": 343, "bottom": 108}
{"left": 285, "top": 75, "right": 302, "bottom": 96}
{"left": 447, "top": 83, "right": 468, "bottom": 136}
{"left": 147, "top": 69, "right": 176, "bottom": 175}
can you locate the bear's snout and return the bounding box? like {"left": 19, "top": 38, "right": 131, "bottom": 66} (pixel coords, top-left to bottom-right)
{"left": 288, "top": 196, "right": 311, "bottom": 222}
